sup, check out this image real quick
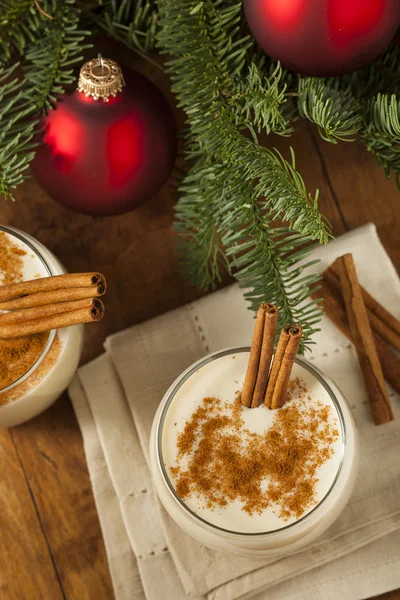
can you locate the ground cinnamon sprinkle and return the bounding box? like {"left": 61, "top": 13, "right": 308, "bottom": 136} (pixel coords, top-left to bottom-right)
{"left": 0, "top": 334, "right": 62, "bottom": 404}
{"left": 170, "top": 377, "right": 339, "bottom": 520}
{"left": 0, "top": 333, "right": 49, "bottom": 390}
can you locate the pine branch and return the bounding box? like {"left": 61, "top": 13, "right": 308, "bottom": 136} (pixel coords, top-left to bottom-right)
{"left": 25, "top": 2, "right": 91, "bottom": 111}
{"left": 158, "top": 0, "right": 329, "bottom": 349}
{"left": 0, "top": 0, "right": 91, "bottom": 199}
{"left": 158, "top": 0, "right": 330, "bottom": 238}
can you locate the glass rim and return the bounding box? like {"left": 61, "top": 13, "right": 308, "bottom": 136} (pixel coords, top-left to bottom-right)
{"left": 0, "top": 225, "right": 57, "bottom": 394}
{"left": 155, "top": 346, "right": 346, "bottom": 538}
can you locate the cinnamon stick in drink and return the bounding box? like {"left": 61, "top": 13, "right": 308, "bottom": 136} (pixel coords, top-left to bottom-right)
{"left": 0, "top": 285, "right": 104, "bottom": 311}
{"left": 241, "top": 303, "right": 278, "bottom": 408}
{"left": 0, "top": 297, "right": 94, "bottom": 325}
{"left": 337, "top": 254, "right": 393, "bottom": 425}
{"left": 251, "top": 304, "right": 279, "bottom": 408}
{"left": 311, "top": 278, "right": 400, "bottom": 396}
{"left": 0, "top": 272, "right": 106, "bottom": 302}
{"left": 0, "top": 299, "right": 105, "bottom": 339}
{"left": 264, "top": 325, "right": 303, "bottom": 410}
{"left": 324, "top": 265, "right": 400, "bottom": 351}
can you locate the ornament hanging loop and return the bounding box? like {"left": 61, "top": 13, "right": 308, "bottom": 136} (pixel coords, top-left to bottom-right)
{"left": 98, "top": 53, "right": 104, "bottom": 75}
{"left": 77, "top": 56, "right": 124, "bottom": 102}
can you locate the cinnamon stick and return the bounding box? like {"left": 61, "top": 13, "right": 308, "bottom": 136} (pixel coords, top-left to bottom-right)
{"left": 241, "top": 303, "right": 278, "bottom": 408}
{"left": 337, "top": 254, "right": 393, "bottom": 425}
{"left": 264, "top": 325, "right": 303, "bottom": 410}
{"left": 330, "top": 260, "right": 400, "bottom": 338}
{"left": 325, "top": 265, "right": 400, "bottom": 351}
{"left": 0, "top": 297, "right": 94, "bottom": 325}
{"left": 251, "top": 304, "right": 279, "bottom": 408}
{"left": 0, "top": 272, "right": 106, "bottom": 302}
{"left": 0, "top": 285, "right": 104, "bottom": 311}
{"left": 311, "top": 278, "right": 400, "bottom": 396}
{"left": 0, "top": 299, "right": 105, "bottom": 339}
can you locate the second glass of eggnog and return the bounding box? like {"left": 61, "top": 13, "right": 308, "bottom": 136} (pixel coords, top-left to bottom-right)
{"left": 0, "top": 225, "right": 84, "bottom": 427}
{"left": 150, "top": 347, "right": 359, "bottom": 557}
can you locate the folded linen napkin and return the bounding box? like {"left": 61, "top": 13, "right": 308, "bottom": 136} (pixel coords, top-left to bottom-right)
{"left": 70, "top": 360, "right": 400, "bottom": 600}
{"left": 70, "top": 223, "right": 400, "bottom": 600}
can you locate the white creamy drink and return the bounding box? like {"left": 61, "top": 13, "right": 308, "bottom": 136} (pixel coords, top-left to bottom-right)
{"left": 0, "top": 226, "right": 83, "bottom": 427}
{"left": 150, "top": 348, "right": 359, "bottom": 557}
{"left": 162, "top": 352, "right": 342, "bottom": 533}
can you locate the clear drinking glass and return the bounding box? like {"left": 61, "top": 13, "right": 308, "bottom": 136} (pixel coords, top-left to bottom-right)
{"left": 150, "top": 347, "right": 359, "bottom": 557}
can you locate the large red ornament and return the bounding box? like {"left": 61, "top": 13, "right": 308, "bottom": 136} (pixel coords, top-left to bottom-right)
{"left": 243, "top": 0, "right": 400, "bottom": 77}
{"left": 32, "top": 57, "right": 176, "bottom": 216}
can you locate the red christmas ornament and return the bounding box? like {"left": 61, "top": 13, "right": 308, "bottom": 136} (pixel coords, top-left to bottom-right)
{"left": 32, "top": 57, "right": 176, "bottom": 216}
{"left": 243, "top": 0, "right": 400, "bottom": 77}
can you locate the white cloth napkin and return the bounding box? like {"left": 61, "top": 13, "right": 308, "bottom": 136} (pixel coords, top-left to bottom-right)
{"left": 70, "top": 223, "right": 400, "bottom": 600}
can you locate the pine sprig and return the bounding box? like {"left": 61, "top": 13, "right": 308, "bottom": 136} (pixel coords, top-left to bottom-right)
{"left": 0, "top": 0, "right": 91, "bottom": 199}
{"left": 298, "top": 77, "right": 362, "bottom": 142}
{"left": 360, "top": 93, "right": 400, "bottom": 185}
{"left": 0, "top": 0, "right": 38, "bottom": 60}
{"left": 0, "top": 64, "right": 37, "bottom": 197}
{"left": 231, "top": 61, "right": 295, "bottom": 137}
{"left": 174, "top": 161, "right": 229, "bottom": 289}
{"left": 90, "top": 0, "right": 158, "bottom": 57}
{"left": 241, "top": 143, "right": 329, "bottom": 241}
{"left": 217, "top": 172, "right": 323, "bottom": 351}
{"left": 296, "top": 42, "right": 400, "bottom": 178}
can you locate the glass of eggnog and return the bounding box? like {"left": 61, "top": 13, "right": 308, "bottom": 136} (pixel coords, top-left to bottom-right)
{"left": 150, "top": 347, "right": 359, "bottom": 557}
{"left": 0, "top": 225, "right": 84, "bottom": 428}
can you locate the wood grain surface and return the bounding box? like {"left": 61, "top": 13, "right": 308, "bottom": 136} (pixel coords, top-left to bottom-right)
{"left": 0, "top": 39, "right": 399, "bottom": 600}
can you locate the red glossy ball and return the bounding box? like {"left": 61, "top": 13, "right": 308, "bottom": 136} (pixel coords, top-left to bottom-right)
{"left": 243, "top": 0, "right": 400, "bottom": 76}
{"left": 32, "top": 69, "right": 177, "bottom": 216}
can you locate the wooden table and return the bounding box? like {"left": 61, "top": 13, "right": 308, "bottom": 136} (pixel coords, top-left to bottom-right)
{"left": 1, "top": 43, "right": 399, "bottom": 600}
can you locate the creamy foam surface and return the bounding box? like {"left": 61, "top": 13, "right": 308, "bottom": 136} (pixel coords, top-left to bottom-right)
{"left": 162, "top": 351, "right": 343, "bottom": 534}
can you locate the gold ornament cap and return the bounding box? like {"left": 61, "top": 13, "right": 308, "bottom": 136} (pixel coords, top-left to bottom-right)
{"left": 77, "top": 55, "right": 124, "bottom": 102}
